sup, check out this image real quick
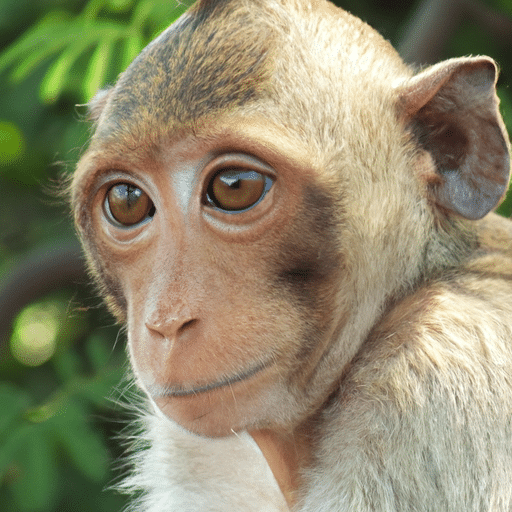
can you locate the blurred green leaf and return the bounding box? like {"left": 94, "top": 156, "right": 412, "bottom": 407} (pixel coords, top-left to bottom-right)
{"left": 0, "top": 384, "right": 32, "bottom": 435}
{"left": 78, "top": 373, "right": 125, "bottom": 409}
{"left": 141, "top": 0, "right": 193, "bottom": 35}
{"left": 0, "top": 0, "right": 194, "bottom": 105}
{"left": 107, "top": 0, "right": 136, "bottom": 13}
{"left": 1, "top": 16, "right": 127, "bottom": 103}
{"left": 10, "top": 425, "right": 58, "bottom": 511}
{"left": 0, "top": 423, "right": 33, "bottom": 480}
{"left": 0, "top": 120, "right": 25, "bottom": 166}
{"left": 81, "top": 0, "right": 110, "bottom": 22}
{"left": 40, "top": 42, "right": 89, "bottom": 103}
{"left": 54, "top": 399, "right": 109, "bottom": 482}
{"left": 82, "top": 38, "right": 114, "bottom": 101}
{"left": 130, "top": 0, "right": 156, "bottom": 26}
{"left": 121, "top": 32, "right": 144, "bottom": 71}
{"left": 86, "top": 334, "right": 114, "bottom": 371}
{"left": 0, "top": 11, "right": 72, "bottom": 79}
{"left": 494, "top": 0, "right": 512, "bottom": 16}
{"left": 53, "top": 349, "right": 82, "bottom": 383}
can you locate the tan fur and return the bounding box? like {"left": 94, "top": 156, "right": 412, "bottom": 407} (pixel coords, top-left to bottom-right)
{"left": 72, "top": 0, "right": 512, "bottom": 510}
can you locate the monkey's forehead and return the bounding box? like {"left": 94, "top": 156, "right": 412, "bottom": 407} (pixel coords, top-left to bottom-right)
{"left": 95, "top": 2, "right": 277, "bottom": 142}
{"left": 91, "top": 0, "right": 408, "bottom": 148}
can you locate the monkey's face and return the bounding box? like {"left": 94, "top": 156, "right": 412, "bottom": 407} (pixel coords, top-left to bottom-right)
{"left": 74, "top": 116, "right": 345, "bottom": 437}
{"left": 71, "top": 1, "right": 351, "bottom": 437}
{"left": 73, "top": 0, "right": 512, "bottom": 439}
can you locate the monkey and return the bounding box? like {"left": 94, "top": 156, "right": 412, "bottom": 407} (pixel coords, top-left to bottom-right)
{"left": 71, "top": 0, "right": 512, "bottom": 510}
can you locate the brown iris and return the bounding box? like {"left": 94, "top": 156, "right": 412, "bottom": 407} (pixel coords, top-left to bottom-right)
{"left": 105, "top": 183, "right": 155, "bottom": 226}
{"left": 207, "top": 169, "right": 269, "bottom": 212}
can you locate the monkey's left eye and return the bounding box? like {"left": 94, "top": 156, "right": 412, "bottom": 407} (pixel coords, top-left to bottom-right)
{"left": 104, "top": 183, "right": 155, "bottom": 227}
{"left": 205, "top": 169, "right": 273, "bottom": 213}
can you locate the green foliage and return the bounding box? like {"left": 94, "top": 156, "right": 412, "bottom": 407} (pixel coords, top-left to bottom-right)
{"left": 493, "top": 0, "right": 512, "bottom": 16}
{"left": 0, "top": 0, "right": 192, "bottom": 103}
{"left": 0, "top": 121, "right": 26, "bottom": 166}
{"left": 0, "top": 305, "right": 126, "bottom": 511}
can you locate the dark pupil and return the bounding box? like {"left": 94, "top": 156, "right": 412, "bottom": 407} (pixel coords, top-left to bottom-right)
{"left": 126, "top": 185, "right": 141, "bottom": 206}
{"left": 222, "top": 176, "right": 242, "bottom": 189}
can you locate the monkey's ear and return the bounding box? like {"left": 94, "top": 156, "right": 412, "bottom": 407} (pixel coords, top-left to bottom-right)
{"left": 398, "top": 57, "right": 511, "bottom": 220}
{"left": 85, "top": 87, "right": 112, "bottom": 123}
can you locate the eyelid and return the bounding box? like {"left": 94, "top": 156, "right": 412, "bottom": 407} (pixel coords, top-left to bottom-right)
{"left": 95, "top": 170, "right": 145, "bottom": 192}
{"left": 204, "top": 153, "right": 276, "bottom": 180}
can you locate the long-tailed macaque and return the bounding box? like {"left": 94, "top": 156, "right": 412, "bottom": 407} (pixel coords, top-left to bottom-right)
{"left": 71, "top": 0, "right": 512, "bottom": 510}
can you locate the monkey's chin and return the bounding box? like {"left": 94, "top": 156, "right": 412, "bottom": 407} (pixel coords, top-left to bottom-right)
{"left": 152, "top": 389, "right": 261, "bottom": 437}
{"left": 148, "top": 363, "right": 274, "bottom": 437}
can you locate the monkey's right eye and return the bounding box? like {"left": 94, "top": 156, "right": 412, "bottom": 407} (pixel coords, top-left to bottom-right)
{"left": 104, "top": 183, "right": 155, "bottom": 227}
{"left": 205, "top": 169, "right": 273, "bottom": 213}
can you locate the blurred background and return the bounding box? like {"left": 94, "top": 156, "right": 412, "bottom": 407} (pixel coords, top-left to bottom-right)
{"left": 0, "top": 0, "right": 511, "bottom": 510}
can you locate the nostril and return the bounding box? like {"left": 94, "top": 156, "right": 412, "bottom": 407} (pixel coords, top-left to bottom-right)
{"left": 178, "top": 318, "right": 198, "bottom": 334}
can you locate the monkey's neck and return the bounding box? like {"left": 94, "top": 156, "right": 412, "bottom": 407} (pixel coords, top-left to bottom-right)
{"left": 249, "top": 426, "right": 313, "bottom": 508}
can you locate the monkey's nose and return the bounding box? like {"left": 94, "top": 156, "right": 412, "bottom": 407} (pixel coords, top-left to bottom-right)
{"left": 145, "top": 314, "right": 199, "bottom": 343}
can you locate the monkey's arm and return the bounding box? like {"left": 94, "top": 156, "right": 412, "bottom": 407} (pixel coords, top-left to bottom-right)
{"left": 299, "top": 262, "right": 512, "bottom": 512}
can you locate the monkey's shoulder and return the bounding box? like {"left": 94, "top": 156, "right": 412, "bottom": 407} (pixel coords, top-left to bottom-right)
{"left": 339, "top": 239, "right": 512, "bottom": 416}
{"left": 307, "top": 266, "right": 512, "bottom": 509}
{"left": 475, "top": 211, "right": 512, "bottom": 260}
{"left": 335, "top": 243, "right": 512, "bottom": 424}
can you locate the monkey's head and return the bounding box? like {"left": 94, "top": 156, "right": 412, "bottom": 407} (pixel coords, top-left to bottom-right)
{"left": 72, "top": 0, "right": 510, "bottom": 437}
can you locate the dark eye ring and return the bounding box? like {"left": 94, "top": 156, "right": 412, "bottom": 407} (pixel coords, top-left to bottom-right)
{"left": 205, "top": 169, "right": 274, "bottom": 213}
{"left": 103, "top": 182, "right": 156, "bottom": 227}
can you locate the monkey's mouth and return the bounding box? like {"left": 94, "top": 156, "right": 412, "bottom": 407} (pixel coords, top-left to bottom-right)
{"left": 146, "top": 359, "right": 271, "bottom": 398}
